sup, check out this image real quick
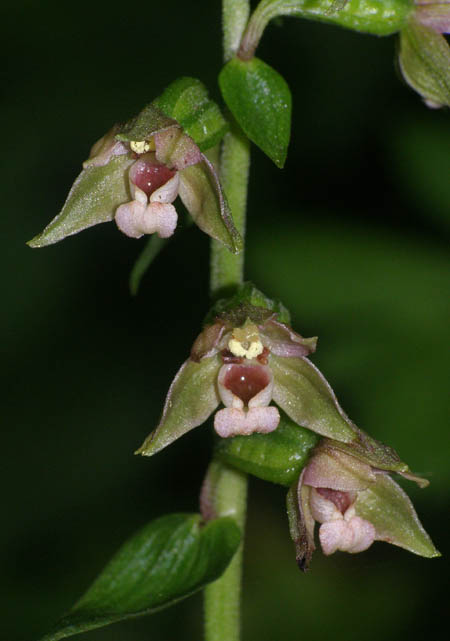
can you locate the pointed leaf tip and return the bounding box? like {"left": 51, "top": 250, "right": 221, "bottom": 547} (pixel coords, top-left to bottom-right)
{"left": 219, "top": 57, "right": 291, "bottom": 168}
{"left": 39, "top": 513, "right": 241, "bottom": 641}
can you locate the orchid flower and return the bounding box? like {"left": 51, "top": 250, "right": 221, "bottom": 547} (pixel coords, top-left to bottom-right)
{"left": 28, "top": 78, "right": 242, "bottom": 253}
{"left": 137, "top": 297, "right": 361, "bottom": 457}
{"left": 287, "top": 439, "right": 440, "bottom": 569}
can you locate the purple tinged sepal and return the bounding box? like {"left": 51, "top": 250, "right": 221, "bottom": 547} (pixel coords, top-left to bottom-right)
{"left": 414, "top": 1, "right": 450, "bottom": 34}
{"left": 288, "top": 441, "right": 440, "bottom": 570}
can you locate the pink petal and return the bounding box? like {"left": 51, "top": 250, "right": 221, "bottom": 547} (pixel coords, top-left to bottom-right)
{"left": 213, "top": 406, "right": 280, "bottom": 437}
{"left": 190, "top": 323, "right": 228, "bottom": 362}
{"left": 245, "top": 406, "right": 280, "bottom": 434}
{"left": 115, "top": 201, "right": 178, "bottom": 239}
{"left": 214, "top": 407, "right": 246, "bottom": 437}
{"left": 154, "top": 129, "right": 202, "bottom": 170}
{"left": 83, "top": 125, "right": 129, "bottom": 168}
{"left": 303, "top": 448, "right": 375, "bottom": 492}
{"left": 319, "top": 520, "right": 354, "bottom": 555}
{"left": 309, "top": 488, "right": 343, "bottom": 524}
{"left": 344, "top": 516, "right": 376, "bottom": 553}
{"left": 318, "top": 516, "right": 375, "bottom": 555}
{"left": 416, "top": 5, "right": 450, "bottom": 34}
{"left": 115, "top": 201, "right": 147, "bottom": 238}
{"left": 145, "top": 202, "right": 178, "bottom": 238}
{"left": 260, "top": 318, "right": 317, "bottom": 358}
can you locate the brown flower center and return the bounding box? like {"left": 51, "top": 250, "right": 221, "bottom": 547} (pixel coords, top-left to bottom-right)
{"left": 223, "top": 365, "right": 269, "bottom": 406}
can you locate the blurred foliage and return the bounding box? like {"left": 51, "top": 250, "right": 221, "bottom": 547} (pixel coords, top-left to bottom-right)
{"left": 1, "top": 1, "right": 448, "bottom": 641}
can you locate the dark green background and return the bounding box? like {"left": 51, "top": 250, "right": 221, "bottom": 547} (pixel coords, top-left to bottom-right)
{"left": 2, "top": 1, "right": 448, "bottom": 640}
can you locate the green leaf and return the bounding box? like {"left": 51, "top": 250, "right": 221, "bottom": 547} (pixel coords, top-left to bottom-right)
{"left": 39, "top": 513, "right": 241, "bottom": 641}
{"left": 355, "top": 474, "right": 440, "bottom": 558}
{"left": 399, "top": 19, "right": 450, "bottom": 108}
{"left": 137, "top": 356, "right": 222, "bottom": 457}
{"left": 219, "top": 56, "right": 292, "bottom": 168}
{"left": 129, "top": 235, "right": 168, "bottom": 296}
{"left": 215, "top": 410, "right": 319, "bottom": 486}
{"left": 28, "top": 155, "right": 134, "bottom": 247}
{"left": 270, "top": 353, "right": 358, "bottom": 442}
{"left": 178, "top": 157, "right": 243, "bottom": 254}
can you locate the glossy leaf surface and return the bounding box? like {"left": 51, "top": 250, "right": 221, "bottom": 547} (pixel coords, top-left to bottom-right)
{"left": 219, "top": 56, "right": 291, "bottom": 168}
{"left": 215, "top": 410, "right": 319, "bottom": 486}
{"left": 40, "top": 513, "right": 241, "bottom": 641}
{"left": 28, "top": 155, "right": 134, "bottom": 247}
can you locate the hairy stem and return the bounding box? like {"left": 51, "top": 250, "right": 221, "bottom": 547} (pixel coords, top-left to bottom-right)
{"left": 204, "top": 2, "right": 251, "bottom": 640}
{"left": 222, "top": 0, "right": 251, "bottom": 62}
{"left": 203, "top": 461, "right": 248, "bottom": 641}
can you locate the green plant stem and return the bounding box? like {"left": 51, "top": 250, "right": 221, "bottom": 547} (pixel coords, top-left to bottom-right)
{"left": 203, "top": 462, "right": 248, "bottom": 641}
{"left": 222, "top": 0, "right": 251, "bottom": 62}
{"left": 210, "top": 0, "right": 250, "bottom": 301}
{"left": 204, "top": 2, "right": 251, "bottom": 640}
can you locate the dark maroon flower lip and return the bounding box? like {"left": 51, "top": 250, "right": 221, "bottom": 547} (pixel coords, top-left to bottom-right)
{"left": 223, "top": 363, "right": 271, "bottom": 406}
{"left": 130, "top": 155, "right": 177, "bottom": 197}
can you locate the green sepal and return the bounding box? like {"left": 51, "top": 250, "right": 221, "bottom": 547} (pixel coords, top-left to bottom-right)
{"left": 399, "top": 18, "right": 450, "bottom": 107}
{"left": 137, "top": 355, "right": 221, "bottom": 457}
{"left": 270, "top": 353, "right": 358, "bottom": 443}
{"left": 178, "top": 157, "right": 243, "bottom": 254}
{"left": 204, "top": 282, "right": 291, "bottom": 326}
{"left": 214, "top": 410, "right": 319, "bottom": 486}
{"left": 322, "top": 433, "right": 429, "bottom": 486}
{"left": 28, "top": 155, "right": 134, "bottom": 247}
{"left": 39, "top": 513, "right": 241, "bottom": 641}
{"left": 219, "top": 57, "right": 292, "bottom": 168}
{"left": 117, "top": 78, "right": 229, "bottom": 152}
{"left": 355, "top": 473, "right": 440, "bottom": 558}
